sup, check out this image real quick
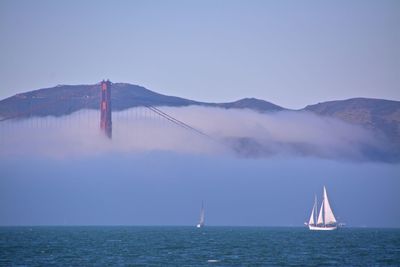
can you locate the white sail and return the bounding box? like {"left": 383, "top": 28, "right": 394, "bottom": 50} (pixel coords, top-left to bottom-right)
{"left": 317, "top": 199, "right": 324, "bottom": 225}
{"left": 308, "top": 195, "right": 317, "bottom": 225}
{"left": 197, "top": 202, "right": 205, "bottom": 227}
{"left": 323, "top": 186, "right": 337, "bottom": 224}
{"left": 308, "top": 205, "right": 315, "bottom": 225}
{"left": 199, "top": 206, "right": 205, "bottom": 224}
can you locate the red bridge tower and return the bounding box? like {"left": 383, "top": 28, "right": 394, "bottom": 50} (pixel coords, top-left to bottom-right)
{"left": 100, "top": 80, "right": 112, "bottom": 138}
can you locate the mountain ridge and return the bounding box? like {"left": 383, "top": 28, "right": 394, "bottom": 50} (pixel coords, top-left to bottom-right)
{"left": 0, "top": 82, "right": 288, "bottom": 118}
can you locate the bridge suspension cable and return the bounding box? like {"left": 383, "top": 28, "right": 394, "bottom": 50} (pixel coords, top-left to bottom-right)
{"left": 144, "top": 105, "right": 211, "bottom": 139}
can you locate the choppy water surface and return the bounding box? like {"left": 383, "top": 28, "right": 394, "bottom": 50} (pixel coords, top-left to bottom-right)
{"left": 1, "top": 226, "right": 399, "bottom": 266}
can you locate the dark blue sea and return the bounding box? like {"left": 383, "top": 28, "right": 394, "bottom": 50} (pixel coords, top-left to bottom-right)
{"left": 1, "top": 226, "right": 399, "bottom": 266}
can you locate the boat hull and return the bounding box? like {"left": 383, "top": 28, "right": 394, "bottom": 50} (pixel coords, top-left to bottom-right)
{"left": 308, "top": 225, "right": 337, "bottom": 231}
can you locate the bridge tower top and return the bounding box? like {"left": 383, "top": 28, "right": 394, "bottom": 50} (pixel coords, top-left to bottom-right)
{"left": 100, "top": 80, "right": 112, "bottom": 138}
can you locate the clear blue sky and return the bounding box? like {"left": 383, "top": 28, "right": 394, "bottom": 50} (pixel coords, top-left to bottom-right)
{"left": 0, "top": 0, "right": 399, "bottom": 108}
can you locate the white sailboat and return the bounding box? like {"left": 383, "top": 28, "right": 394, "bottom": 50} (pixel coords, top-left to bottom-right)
{"left": 196, "top": 202, "right": 205, "bottom": 228}
{"left": 306, "top": 186, "right": 338, "bottom": 231}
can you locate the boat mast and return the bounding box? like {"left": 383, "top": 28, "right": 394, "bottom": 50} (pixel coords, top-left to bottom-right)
{"left": 323, "top": 188, "right": 325, "bottom": 226}
{"left": 314, "top": 194, "right": 317, "bottom": 226}
{"left": 317, "top": 191, "right": 325, "bottom": 226}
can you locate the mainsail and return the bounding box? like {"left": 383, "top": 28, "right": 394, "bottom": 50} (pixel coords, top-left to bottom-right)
{"left": 316, "top": 186, "right": 337, "bottom": 225}
{"left": 199, "top": 202, "right": 205, "bottom": 226}
{"left": 323, "top": 186, "right": 337, "bottom": 224}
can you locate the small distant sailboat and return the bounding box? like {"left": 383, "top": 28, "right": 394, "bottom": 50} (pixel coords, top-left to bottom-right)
{"left": 196, "top": 202, "right": 205, "bottom": 228}
{"left": 306, "top": 186, "right": 338, "bottom": 231}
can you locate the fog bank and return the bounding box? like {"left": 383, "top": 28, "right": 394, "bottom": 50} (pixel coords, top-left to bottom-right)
{"left": 0, "top": 106, "right": 388, "bottom": 161}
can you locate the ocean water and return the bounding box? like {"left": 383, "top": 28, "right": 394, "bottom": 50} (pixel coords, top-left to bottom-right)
{"left": 0, "top": 226, "right": 399, "bottom": 266}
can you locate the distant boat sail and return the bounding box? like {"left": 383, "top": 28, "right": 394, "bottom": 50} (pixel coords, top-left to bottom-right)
{"left": 306, "top": 186, "right": 338, "bottom": 231}
{"left": 196, "top": 202, "right": 205, "bottom": 228}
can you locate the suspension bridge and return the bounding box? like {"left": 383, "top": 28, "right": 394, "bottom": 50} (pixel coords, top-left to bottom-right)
{"left": 0, "top": 80, "right": 211, "bottom": 142}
